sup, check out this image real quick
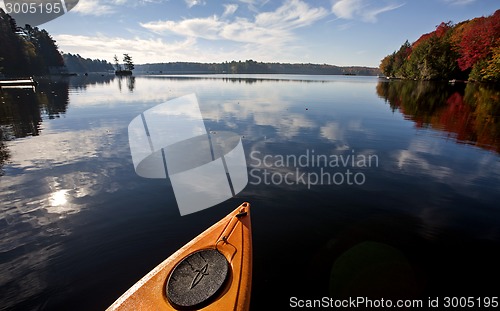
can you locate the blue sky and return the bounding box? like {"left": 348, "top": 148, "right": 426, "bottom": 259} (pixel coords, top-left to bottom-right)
{"left": 3, "top": 0, "right": 498, "bottom": 66}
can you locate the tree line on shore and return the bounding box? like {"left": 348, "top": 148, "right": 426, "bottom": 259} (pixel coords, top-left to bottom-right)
{"left": 63, "top": 53, "right": 114, "bottom": 73}
{"left": 0, "top": 9, "right": 63, "bottom": 75}
{"left": 135, "top": 60, "right": 379, "bottom": 75}
{"left": 380, "top": 9, "right": 500, "bottom": 82}
{"left": 0, "top": 8, "right": 113, "bottom": 76}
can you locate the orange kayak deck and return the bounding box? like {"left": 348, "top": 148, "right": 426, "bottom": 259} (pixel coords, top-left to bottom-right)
{"left": 107, "top": 202, "right": 252, "bottom": 311}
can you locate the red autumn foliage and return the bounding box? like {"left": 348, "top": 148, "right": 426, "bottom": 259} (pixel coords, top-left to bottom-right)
{"left": 412, "top": 32, "right": 433, "bottom": 49}
{"left": 412, "top": 22, "right": 452, "bottom": 50}
{"left": 456, "top": 10, "right": 500, "bottom": 71}
{"left": 438, "top": 92, "right": 473, "bottom": 142}
{"left": 435, "top": 21, "right": 452, "bottom": 38}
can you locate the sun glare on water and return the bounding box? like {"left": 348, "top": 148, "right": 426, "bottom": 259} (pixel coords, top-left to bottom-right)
{"left": 49, "top": 189, "right": 69, "bottom": 207}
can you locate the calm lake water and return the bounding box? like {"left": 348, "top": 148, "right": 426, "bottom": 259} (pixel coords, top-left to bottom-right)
{"left": 1, "top": 74, "right": 500, "bottom": 310}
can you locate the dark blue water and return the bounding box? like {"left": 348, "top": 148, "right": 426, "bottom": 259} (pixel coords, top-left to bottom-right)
{"left": 1, "top": 74, "right": 499, "bottom": 310}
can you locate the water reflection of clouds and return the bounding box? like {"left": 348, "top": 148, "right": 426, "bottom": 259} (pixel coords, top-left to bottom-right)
{"left": 394, "top": 136, "right": 500, "bottom": 189}
{"left": 257, "top": 112, "right": 315, "bottom": 139}
{"left": 8, "top": 128, "right": 103, "bottom": 170}
{"left": 202, "top": 94, "right": 318, "bottom": 140}
{"left": 0, "top": 122, "right": 128, "bottom": 257}
{"left": 413, "top": 149, "right": 500, "bottom": 240}
{"left": 320, "top": 121, "right": 343, "bottom": 141}
{"left": 68, "top": 76, "right": 371, "bottom": 147}
{"left": 231, "top": 104, "right": 363, "bottom": 146}
{"left": 205, "top": 99, "right": 365, "bottom": 144}
{"left": 395, "top": 138, "right": 451, "bottom": 180}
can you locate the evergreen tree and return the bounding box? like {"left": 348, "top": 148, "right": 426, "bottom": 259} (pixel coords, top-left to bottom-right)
{"left": 0, "top": 9, "right": 28, "bottom": 75}
{"left": 0, "top": 9, "right": 65, "bottom": 75}
{"left": 123, "top": 54, "right": 134, "bottom": 71}
{"left": 113, "top": 54, "right": 122, "bottom": 71}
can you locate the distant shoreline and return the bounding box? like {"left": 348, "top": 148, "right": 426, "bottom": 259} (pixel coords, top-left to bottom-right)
{"left": 133, "top": 60, "right": 380, "bottom": 76}
{"left": 134, "top": 72, "right": 379, "bottom": 76}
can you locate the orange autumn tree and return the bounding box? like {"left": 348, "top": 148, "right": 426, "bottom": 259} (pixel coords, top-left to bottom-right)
{"left": 481, "top": 44, "right": 500, "bottom": 81}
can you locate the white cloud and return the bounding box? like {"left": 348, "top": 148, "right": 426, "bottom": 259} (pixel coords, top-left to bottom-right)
{"left": 71, "top": 0, "right": 168, "bottom": 15}
{"left": 142, "top": 16, "right": 223, "bottom": 40}
{"left": 335, "top": 21, "right": 354, "bottom": 30}
{"left": 236, "top": 0, "right": 270, "bottom": 12}
{"left": 61, "top": 0, "right": 330, "bottom": 63}
{"left": 443, "top": 0, "right": 475, "bottom": 5}
{"left": 54, "top": 34, "right": 197, "bottom": 64}
{"left": 237, "top": 0, "right": 262, "bottom": 4}
{"left": 53, "top": 32, "right": 299, "bottom": 63}
{"left": 362, "top": 3, "right": 404, "bottom": 22}
{"left": 72, "top": 0, "right": 116, "bottom": 16}
{"left": 332, "top": 0, "right": 363, "bottom": 20}
{"left": 141, "top": 0, "right": 328, "bottom": 47}
{"left": 185, "top": 0, "right": 205, "bottom": 8}
{"left": 222, "top": 4, "right": 239, "bottom": 17}
{"left": 332, "top": 0, "right": 403, "bottom": 23}
{"left": 255, "top": 0, "right": 327, "bottom": 29}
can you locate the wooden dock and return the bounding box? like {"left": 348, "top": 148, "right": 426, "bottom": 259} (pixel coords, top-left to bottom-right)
{"left": 0, "top": 77, "right": 37, "bottom": 89}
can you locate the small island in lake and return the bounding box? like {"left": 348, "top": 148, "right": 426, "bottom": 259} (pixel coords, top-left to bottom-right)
{"left": 114, "top": 54, "right": 134, "bottom": 76}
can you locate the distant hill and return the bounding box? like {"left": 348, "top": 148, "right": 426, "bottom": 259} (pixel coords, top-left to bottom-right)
{"left": 135, "top": 60, "right": 380, "bottom": 76}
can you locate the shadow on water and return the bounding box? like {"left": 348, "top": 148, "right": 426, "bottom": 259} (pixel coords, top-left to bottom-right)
{"left": 116, "top": 75, "right": 135, "bottom": 92}
{"left": 0, "top": 80, "right": 69, "bottom": 128}
{"left": 66, "top": 73, "right": 116, "bottom": 91}
{"left": 141, "top": 74, "right": 362, "bottom": 84}
{"left": 376, "top": 80, "right": 500, "bottom": 153}
{"left": 0, "top": 81, "right": 66, "bottom": 174}
{"left": 0, "top": 129, "right": 9, "bottom": 176}
{"left": 54, "top": 73, "right": 133, "bottom": 92}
